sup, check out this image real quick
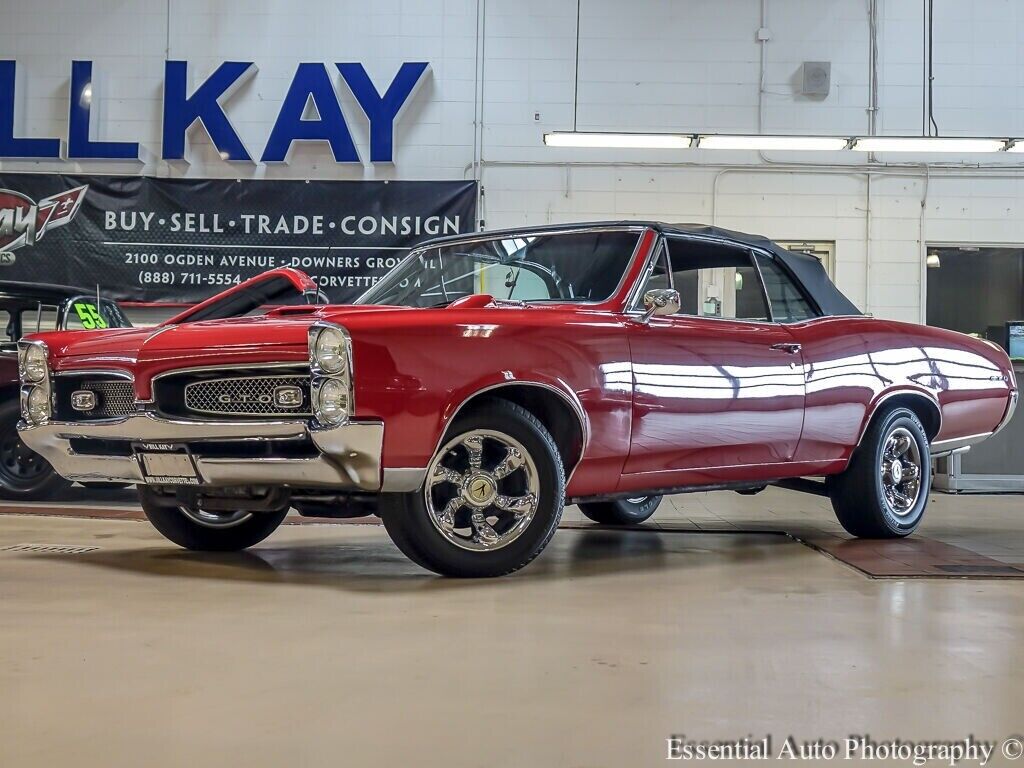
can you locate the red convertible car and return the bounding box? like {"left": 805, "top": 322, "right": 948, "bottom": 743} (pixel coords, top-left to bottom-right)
{"left": 17, "top": 223, "right": 1018, "bottom": 576}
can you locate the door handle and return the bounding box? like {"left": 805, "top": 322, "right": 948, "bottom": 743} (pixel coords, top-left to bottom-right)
{"left": 770, "top": 342, "right": 802, "bottom": 354}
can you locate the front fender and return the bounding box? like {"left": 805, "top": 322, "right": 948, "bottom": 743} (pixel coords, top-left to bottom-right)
{"left": 345, "top": 310, "right": 632, "bottom": 496}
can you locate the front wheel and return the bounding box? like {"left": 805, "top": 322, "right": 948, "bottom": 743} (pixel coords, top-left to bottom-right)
{"left": 139, "top": 488, "right": 288, "bottom": 551}
{"left": 828, "top": 406, "right": 931, "bottom": 538}
{"left": 578, "top": 495, "right": 663, "bottom": 525}
{"left": 380, "top": 399, "right": 565, "bottom": 577}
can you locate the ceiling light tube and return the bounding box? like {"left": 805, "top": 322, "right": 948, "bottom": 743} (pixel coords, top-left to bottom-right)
{"left": 543, "top": 132, "right": 692, "bottom": 149}
{"left": 852, "top": 137, "right": 1006, "bottom": 153}
{"left": 697, "top": 135, "right": 849, "bottom": 151}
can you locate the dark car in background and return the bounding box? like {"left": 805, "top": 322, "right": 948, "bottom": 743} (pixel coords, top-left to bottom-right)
{"left": 0, "top": 281, "right": 131, "bottom": 499}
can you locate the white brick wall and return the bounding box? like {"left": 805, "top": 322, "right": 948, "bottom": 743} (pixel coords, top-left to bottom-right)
{"left": 3, "top": 0, "right": 1024, "bottom": 319}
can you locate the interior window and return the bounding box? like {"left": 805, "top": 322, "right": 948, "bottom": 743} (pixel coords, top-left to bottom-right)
{"left": 754, "top": 253, "right": 818, "bottom": 322}
{"left": 666, "top": 238, "right": 769, "bottom": 322}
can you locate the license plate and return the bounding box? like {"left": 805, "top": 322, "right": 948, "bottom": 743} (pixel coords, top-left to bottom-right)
{"left": 134, "top": 443, "right": 201, "bottom": 485}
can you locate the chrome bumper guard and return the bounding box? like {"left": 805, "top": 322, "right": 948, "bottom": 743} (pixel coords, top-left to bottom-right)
{"left": 18, "top": 414, "right": 384, "bottom": 491}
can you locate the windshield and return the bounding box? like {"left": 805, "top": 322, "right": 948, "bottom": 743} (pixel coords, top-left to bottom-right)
{"left": 357, "top": 229, "right": 641, "bottom": 308}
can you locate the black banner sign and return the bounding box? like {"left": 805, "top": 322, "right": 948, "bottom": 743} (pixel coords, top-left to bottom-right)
{"left": 0, "top": 174, "right": 477, "bottom": 303}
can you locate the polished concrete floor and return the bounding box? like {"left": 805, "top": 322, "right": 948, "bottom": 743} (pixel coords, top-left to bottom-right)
{"left": 2, "top": 489, "right": 1024, "bottom": 767}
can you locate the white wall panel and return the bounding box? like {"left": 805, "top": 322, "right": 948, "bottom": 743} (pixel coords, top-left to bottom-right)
{"left": 3, "top": 0, "right": 1024, "bottom": 320}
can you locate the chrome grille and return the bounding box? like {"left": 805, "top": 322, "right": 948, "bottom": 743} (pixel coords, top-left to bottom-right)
{"left": 184, "top": 375, "right": 311, "bottom": 416}
{"left": 78, "top": 380, "right": 135, "bottom": 418}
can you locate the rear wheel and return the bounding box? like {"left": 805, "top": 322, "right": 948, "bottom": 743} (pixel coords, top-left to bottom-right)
{"left": 578, "top": 495, "right": 663, "bottom": 525}
{"left": 828, "top": 406, "right": 931, "bottom": 538}
{"left": 139, "top": 487, "right": 288, "bottom": 551}
{"left": 380, "top": 399, "right": 564, "bottom": 577}
{"left": 0, "top": 400, "right": 69, "bottom": 500}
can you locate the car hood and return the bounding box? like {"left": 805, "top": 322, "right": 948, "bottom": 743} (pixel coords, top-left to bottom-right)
{"left": 42, "top": 299, "right": 595, "bottom": 384}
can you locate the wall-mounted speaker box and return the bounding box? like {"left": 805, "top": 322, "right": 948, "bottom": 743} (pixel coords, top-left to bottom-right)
{"left": 802, "top": 61, "right": 831, "bottom": 97}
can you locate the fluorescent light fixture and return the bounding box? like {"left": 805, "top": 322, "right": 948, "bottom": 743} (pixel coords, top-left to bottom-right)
{"left": 852, "top": 137, "right": 1006, "bottom": 153}
{"left": 543, "top": 131, "right": 1023, "bottom": 155}
{"left": 543, "top": 132, "right": 692, "bottom": 149}
{"left": 698, "top": 135, "right": 848, "bottom": 151}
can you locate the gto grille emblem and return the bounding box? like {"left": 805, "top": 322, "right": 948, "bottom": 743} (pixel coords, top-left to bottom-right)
{"left": 71, "top": 390, "right": 96, "bottom": 411}
{"left": 218, "top": 393, "right": 272, "bottom": 405}
{"left": 273, "top": 385, "right": 303, "bottom": 409}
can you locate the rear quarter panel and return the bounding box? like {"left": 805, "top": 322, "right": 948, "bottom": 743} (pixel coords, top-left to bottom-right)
{"left": 792, "top": 316, "right": 1014, "bottom": 464}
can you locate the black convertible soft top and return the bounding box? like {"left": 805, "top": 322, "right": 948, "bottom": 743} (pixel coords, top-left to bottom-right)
{"left": 421, "top": 221, "right": 862, "bottom": 318}
{"left": 0, "top": 280, "right": 96, "bottom": 307}
{"left": 655, "top": 223, "right": 862, "bottom": 317}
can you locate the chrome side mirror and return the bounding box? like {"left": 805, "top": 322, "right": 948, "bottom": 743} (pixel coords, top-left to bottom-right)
{"left": 641, "top": 289, "right": 680, "bottom": 322}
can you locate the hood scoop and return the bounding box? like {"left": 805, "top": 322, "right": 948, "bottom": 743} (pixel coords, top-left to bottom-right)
{"left": 447, "top": 294, "right": 530, "bottom": 310}
{"left": 266, "top": 305, "right": 322, "bottom": 317}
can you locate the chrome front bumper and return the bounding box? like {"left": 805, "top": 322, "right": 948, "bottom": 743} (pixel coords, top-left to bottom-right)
{"left": 18, "top": 414, "right": 384, "bottom": 491}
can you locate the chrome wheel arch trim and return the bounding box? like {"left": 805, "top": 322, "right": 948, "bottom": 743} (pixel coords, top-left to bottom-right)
{"left": 381, "top": 380, "right": 591, "bottom": 493}
{"left": 853, "top": 388, "right": 943, "bottom": 456}
{"left": 442, "top": 379, "right": 590, "bottom": 459}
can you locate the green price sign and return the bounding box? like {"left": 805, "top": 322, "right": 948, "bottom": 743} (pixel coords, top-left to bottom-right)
{"left": 72, "top": 302, "right": 108, "bottom": 330}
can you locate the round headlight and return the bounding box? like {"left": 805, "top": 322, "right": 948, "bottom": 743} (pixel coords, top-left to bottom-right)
{"left": 316, "top": 378, "right": 349, "bottom": 425}
{"left": 23, "top": 345, "right": 47, "bottom": 383}
{"left": 313, "top": 327, "right": 348, "bottom": 374}
{"left": 27, "top": 385, "right": 50, "bottom": 423}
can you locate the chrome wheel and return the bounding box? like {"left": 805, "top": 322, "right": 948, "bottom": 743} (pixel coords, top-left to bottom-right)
{"left": 880, "top": 426, "right": 923, "bottom": 516}
{"left": 425, "top": 429, "right": 540, "bottom": 552}
{"left": 178, "top": 506, "right": 253, "bottom": 529}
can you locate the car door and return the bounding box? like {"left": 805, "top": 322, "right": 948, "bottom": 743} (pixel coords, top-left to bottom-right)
{"left": 750, "top": 250, "right": 872, "bottom": 465}
{"left": 621, "top": 236, "right": 806, "bottom": 488}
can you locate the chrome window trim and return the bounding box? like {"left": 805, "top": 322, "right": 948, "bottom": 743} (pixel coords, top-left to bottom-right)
{"left": 749, "top": 247, "right": 824, "bottom": 322}
{"left": 627, "top": 234, "right": 778, "bottom": 324}
{"left": 748, "top": 247, "right": 776, "bottom": 323}
{"left": 625, "top": 235, "right": 670, "bottom": 313}
{"left": 356, "top": 224, "right": 651, "bottom": 309}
